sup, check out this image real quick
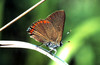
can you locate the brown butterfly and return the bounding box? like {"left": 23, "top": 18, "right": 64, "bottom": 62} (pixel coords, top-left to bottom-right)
{"left": 27, "top": 10, "right": 65, "bottom": 53}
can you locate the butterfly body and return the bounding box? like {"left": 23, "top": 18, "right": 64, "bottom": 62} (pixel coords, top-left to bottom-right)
{"left": 27, "top": 10, "right": 65, "bottom": 52}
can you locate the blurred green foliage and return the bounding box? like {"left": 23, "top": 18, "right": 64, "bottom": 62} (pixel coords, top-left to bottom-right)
{"left": 0, "top": 0, "right": 100, "bottom": 65}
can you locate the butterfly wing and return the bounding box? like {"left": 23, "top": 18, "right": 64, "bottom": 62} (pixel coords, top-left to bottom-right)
{"left": 46, "top": 10, "right": 65, "bottom": 43}
{"left": 27, "top": 20, "right": 58, "bottom": 44}
{"left": 27, "top": 10, "right": 65, "bottom": 47}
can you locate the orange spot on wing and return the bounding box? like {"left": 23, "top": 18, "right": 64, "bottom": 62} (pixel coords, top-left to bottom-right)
{"left": 32, "top": 25, "right": 35, "bottom": 28}
{"left": 44, "top": 20, "right": 46, "bottom": 24}
{"left": 35, "top": 23, "right": 38, "bottom": 25}
{"left": 47, "top": 21, "right": 50, "bottom": 23}
{"left": 30, "top": 29, "right": 34, "bottom": 33}
{"left": 40, "top": 21, "right": 43, "bottom": 23}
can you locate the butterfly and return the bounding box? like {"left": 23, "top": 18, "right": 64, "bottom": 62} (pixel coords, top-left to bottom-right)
{"left": 27, "top": 10, "right": 65, "bottom": 53}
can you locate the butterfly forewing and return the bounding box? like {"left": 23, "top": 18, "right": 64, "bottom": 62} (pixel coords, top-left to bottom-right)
{"left": 46, "top": 10, "right": 65, "bottom": 43}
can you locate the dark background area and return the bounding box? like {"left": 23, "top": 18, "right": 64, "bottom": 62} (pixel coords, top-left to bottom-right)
{"left": 0, "top": 0, "right": 100, "bottom": 65}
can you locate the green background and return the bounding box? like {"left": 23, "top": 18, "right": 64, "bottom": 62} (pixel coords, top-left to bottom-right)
{"left": 0, "top": 0, "right": 100, "bottom": 65}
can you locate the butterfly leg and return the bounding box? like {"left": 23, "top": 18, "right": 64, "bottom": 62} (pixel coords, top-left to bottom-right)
{"left": 48, "top": 48, "right": 57, "bottom": 55}
{"left": 53, "top": 49, "right": 57, "bottom": 54}
{"left": 38, "top": 43, "right": 44, "bottom": 47}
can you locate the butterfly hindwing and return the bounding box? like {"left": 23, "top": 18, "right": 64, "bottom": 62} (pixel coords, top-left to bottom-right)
{"left": 27, "top": 20, "right": 58, "bottom": 44}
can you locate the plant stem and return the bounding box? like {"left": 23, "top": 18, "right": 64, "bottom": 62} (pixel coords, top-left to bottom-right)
{"left": 0, "top": 0, "right": 46, "bottom": 32}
